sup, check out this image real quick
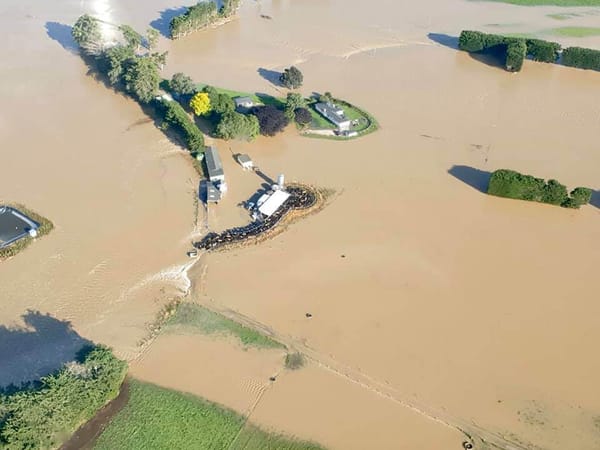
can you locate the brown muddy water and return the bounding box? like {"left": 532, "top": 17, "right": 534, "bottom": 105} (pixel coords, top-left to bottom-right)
{"left": 1, "top": 0, "right": 600, "bottom": 448}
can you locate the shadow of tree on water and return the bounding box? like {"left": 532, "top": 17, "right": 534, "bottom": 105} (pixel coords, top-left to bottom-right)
{"left": 448, "top": 165, "right": 491, "bottom": 193}
{"left": 45, "top": 22, "right": 78, "bottom": 53}
{"left": 427, "top": 33, "right": 458, "bottom": 50}
{"left": 0, "top": 310, "right": 93, "bottom": 389}
{"left": 150, "top": 7, "right": 187, "bottom": 38}
{"left": 257, "top": 68, "right": 283, "bottom": 87}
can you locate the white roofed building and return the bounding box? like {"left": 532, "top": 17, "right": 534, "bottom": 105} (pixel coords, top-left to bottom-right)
{"left": 257, "top": 190, "right": 290, "bottom": 217}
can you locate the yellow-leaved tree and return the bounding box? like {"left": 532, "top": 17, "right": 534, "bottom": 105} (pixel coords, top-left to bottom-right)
{"left": 189, "top": 92, "right": 211, "bottom": 116}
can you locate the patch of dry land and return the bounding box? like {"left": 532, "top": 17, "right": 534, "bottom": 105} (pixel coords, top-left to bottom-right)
{"left": 2, "top": 0, "right": 600, "bottom": 448}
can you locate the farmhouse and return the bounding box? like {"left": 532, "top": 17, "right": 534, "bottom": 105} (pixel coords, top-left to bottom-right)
{"left": 0, "top": 206, "right": 39, "bottom": 249}
{"left": 315, "top": 102, "right": 352, "bottom": 131}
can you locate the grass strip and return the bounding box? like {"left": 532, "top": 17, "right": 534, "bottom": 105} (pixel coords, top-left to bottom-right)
{"left": 484, "top": 0, "right": 600, "bottom": 6}
{"left": 551, "top": 26, "right": 600, "bottom": 37}
{"left": 165, "top": 302, "right": 284, "bottom": 349}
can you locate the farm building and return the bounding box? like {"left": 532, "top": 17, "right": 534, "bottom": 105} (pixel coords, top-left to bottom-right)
{"left": 204, "top": 146, "right": 225, "bottom": 182}
{"left": 236, "top": 154, "right": 254, "bottom": 170}
{"left": 315, "top": 102, "right": 352, "bottom": 131}
{"left": 0, "top": 206, "right": 39, "bottom": 249}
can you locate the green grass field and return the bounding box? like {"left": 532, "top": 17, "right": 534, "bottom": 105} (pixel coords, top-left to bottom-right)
{"left": 165, "top": 302, "right": 284, "bottom": 349}
{"left": 547, "top": 12, "right": 581, "bottom": 19}
{"left": 487, "top": 0, "right": 600, "bottom": 5}
{"left": 551, "top": 26, "right": 600, "bottom": 36}
{"left": 95, "top": 380, "right": 324, "bottom": 450}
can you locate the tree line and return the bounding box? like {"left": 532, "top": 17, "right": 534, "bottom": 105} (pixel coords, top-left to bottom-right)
{"left": 458, "top": 30, "right": 600, "bottom": 73}
{"left": 487, "top": 169, "right": 592, "bottom": 209}
{"left": 170, "top": 0, "right": 241, "bottom": 39}
{"left": 0, "top": 346, "right": 126, "bottom": 449}
{"left": 72, "top": 15, "right": 205, "bottom": 154}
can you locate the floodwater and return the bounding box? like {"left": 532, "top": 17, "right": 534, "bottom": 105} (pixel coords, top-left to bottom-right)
{"left": 1, "top": 0, "right": 600, "bottom": 448}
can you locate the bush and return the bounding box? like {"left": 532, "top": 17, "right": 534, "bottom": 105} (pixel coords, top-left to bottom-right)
{"left": 203, "top": 86, "right": 235, "bottom": 116}
{"left": 459, "top": 31, "right": 563, "bottom": 71}
{"left": 215, "top": 111, "right": 259, "bottom": 140}
{"left": 284, "top": 353, "right": 305, "bottom": 370}
{"left": 253, "top": 105, "right": 289, "bottom": 136}
{"left": 488, "top": 169, "right": 592, "bottom": 209}
{"left": 294, "top": 107, "right": 312, "bottom": 126}
{"left": 526, "top": 38, "right": 561, "bottom": 63}
{"left": 0, "top": 346, "right": 126, "bottom": 449}
{"left": 279, "top": 66, "right": 303, "bottom": 89}
{"left": 562, "top": 46, "right": 600, "bottom": 71}
{"left": 170, "top": 73, "right": 196, "bottom": 97}
{"left": 458, "top": 30, "right": 486, "bottom": 52}
{"left": 170, "top": 1, "right": 218, "bottom": 39}
{"left": 156, "top": 99, "right": 205, "bottom": 152}
{"left": 506, "top": 40, "right": 527, "bottom": 72}
{"left": 569, "top": 187, "right": 593, "bottom": 207}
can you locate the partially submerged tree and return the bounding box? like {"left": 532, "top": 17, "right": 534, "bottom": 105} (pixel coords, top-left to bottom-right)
{"left": 119, "top": 25, "right": 143, "bottom": 51}
{"left": 146, "top": 27, "right": 160, "bottom": 51}
{"left": 170, "top": 73, "right": 196, "bottom": 97}
{"left": 102, "top": 45, "right": 135, "bottom": 85}
{"left": 189, "top": 92, "right": 211, "bottom": 116}
{"left": 280, "top": 66, "right": 303, "bottom": 89}
{"left": 72, "top": 14, "right": 102, "bottom": 54}
{"left": 220, "top": 0, "right": 241, "bottom": 18}
{"left": 253, "top": 105, "right": 289, "bottom": 136}
{"left": 123, "top": 57, "right": 161, "bottom": 103}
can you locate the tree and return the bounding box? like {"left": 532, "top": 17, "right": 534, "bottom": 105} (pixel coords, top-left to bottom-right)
{"left": 72, "top": 14, "right": 102, "bottom": 54}
{"left": 102, "top": 45, "right": 134, "bottom": 85}
{"left": 541, "top": 179, "right": 568, "bottom": 205}
{"left": 294, "top": 107, "right": 312, "bottom": 127}
{"left": 318, "top": 92, "right": 333, "bottom": 104}
{"left": 203, "top": 86, "right": 235, "bottom": 115}
{"left": 279, "top": 66, "right": 303, "bottom": 89}
{"left": 569, "top": 187, "right": 593, "bottom": 207}
{"left": 215, "top": 111, "right": 259, "bottom": 140}
{"left": 119, "top": 25, "right": 143, "bottom": 51}
{"left": 253, "top": 105, "right": 289, "bottom": 136}
{"left": 284, "top": 93, "right": 306, "bottom": 119}
{"left": 189, "top": 92, "right": 211, "bottom": 116}
{"left": 170, "top": 73, "right": 196, "bottom": 96}
{"left": 220, "top": 0, "right": 241, "bottom": 17}
{"left": 146, "top": 27, "right": 160, "bottom": 51}
{"left": 123, "top": 56, "right": 160, "bottom": 103}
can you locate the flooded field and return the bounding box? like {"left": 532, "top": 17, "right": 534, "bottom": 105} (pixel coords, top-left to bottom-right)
{"left": 1, "top": 0, "right": 600, "bottom": 448}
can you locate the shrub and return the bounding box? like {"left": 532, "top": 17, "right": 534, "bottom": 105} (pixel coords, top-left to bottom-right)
{"left": 190, "top": 92, "right": 211, "bottom": 116}
{"left": 215, "top": 111, "right": 259, "bottom": 140}
{"left": 203, "top": 86, "right": 235, "bottom": 115}
{"left": 294, "top": 107, "right": 312, "bottom": 126}
{"left": 170, "top": 73, "right": 196, "bottom": 97}
{"left": 541, "top": 179, "right": 568, "bottom": 205}
{"left": 170, "top": 1, "right": 218, "bottom": 39}
{"left": 156, "top": 99, "right": 205, "bottom": 152}
{"left": 0, "top": 346, "right": 126, "bottom": 449}
{"left": 279, "top": 66, "right": 303, "bottom": 89}
{"left": 253, "top": 105, "right": 289, "bottom": 136}
{"left": 284, "top": 353, "right": 305, "bottom": 370}
{"left": 458, "top": 30, "right": 486, "bottom": 52}
{"left": 569, "top": 187, "right": 593, "bottom": 207}
{"left": 526, "top": 38, "right": 561, "bottom": 63}
{"left": 488, "top": 169, "right": 592, "bottom": 209}
{"left": 562, "top": 46, "right": 600, "bottom": 71}
{"left": 506, "top": 39, "right": 527, "bottom": 72}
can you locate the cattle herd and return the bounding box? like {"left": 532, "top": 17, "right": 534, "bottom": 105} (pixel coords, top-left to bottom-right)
{"left": 195, "top": 185, "right": 317, "bottom": 251}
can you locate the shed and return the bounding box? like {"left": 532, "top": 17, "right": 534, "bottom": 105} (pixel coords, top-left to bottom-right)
{"left": 234, "top": 96, "right": 255, "bottom": 110}
{"left": 0, "top": 206, "right": 39, "bottom": 249}
{"left": 204, "top": 146, "right": 225, "bottom": 182}
{"left": 200, "top": 180, "right": 222, "bottom": 204}
{"left": 257, "top": 190, "right": 291, "bottom": 217}
{"left": 236, "top": 153, "right": 254, "bottom": 170}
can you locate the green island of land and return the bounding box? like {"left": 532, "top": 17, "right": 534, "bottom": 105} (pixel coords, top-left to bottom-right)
{"left": 550, "top": 26, "right": 600, "bottom": 37}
